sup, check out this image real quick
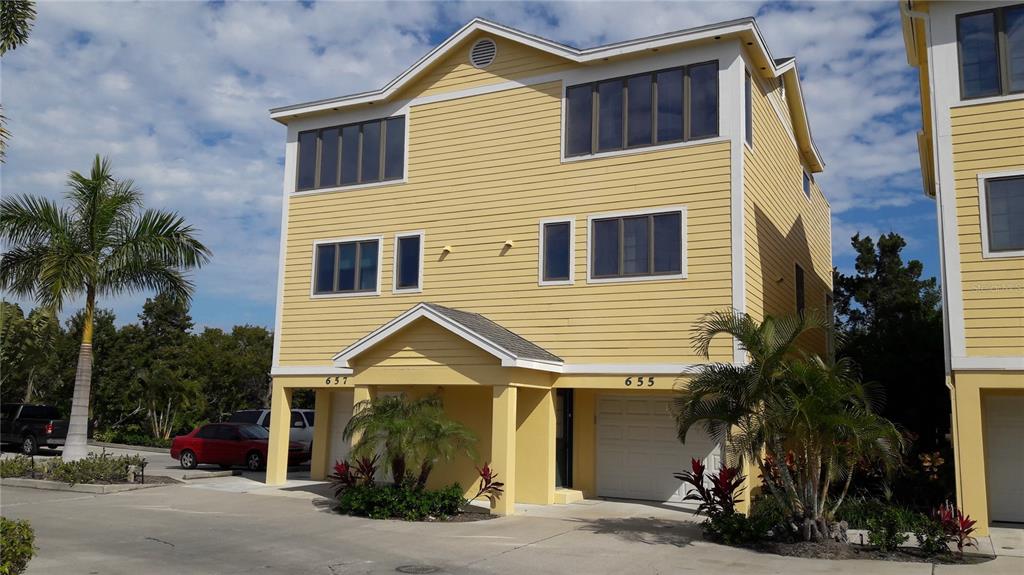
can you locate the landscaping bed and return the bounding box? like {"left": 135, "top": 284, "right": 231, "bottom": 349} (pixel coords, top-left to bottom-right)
{"left": 0, "top": 451, "right": 164, "bottom": 486}
{"left": 747, "top": 540, "right": 991, "bottom": 564}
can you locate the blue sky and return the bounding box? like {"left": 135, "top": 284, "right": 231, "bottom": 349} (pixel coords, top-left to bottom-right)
{"left": 2, "top": 1, "right": 936, "bottom": 329}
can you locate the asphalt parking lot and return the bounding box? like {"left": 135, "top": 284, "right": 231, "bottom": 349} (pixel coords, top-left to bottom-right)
{"left": 3, "top": 476, "right": 1023, "bottom": 575}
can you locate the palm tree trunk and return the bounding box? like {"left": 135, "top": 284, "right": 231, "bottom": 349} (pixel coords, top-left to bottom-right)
{"left": 22, "top": 367, "right": 35, "bottom": 403}
{"left": 62, "top": 289, "right": 95, "bottom": 461}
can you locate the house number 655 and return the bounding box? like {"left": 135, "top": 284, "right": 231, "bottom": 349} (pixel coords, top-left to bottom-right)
{"left": 624, "top": 376, "right": 655, "bottom": 387}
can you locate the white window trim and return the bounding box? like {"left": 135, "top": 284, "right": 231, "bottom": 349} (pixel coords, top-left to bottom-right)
{"left": 538, "top": 217, "right": 575, "bottom": 286}
{"left": 586, "top": 205, "right": 688, "bottom": 284}
{"left": 309, "top": 234, "right": 384, "bottom": 299}
{"left": 977, "top": 170, "right": 1024, "bottom": 259}
{"left": 393, "top": 230, "right": 426, "bottom": 294}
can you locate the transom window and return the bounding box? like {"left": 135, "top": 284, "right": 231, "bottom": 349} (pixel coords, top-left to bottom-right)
{"left": 590, "top": 210, "right": 684, "bottom": 280}
{"left": 297, "top": 116, "right": 405, "bottom": 192}
{"left": 540, "top": 219, "right": 573, "bottom": 284}
{"left": 394, "top": 232, "right": 423, "bottom": 292}
{"left": 956, "top": 4, "right": 1024, "bottom": 99}
{"left": 313, "top": 238, "right": 380, "bottom": 295}
{"left": 565, "top": 61, "right": 719, "bottom": 157}
{"left": 982, "top": 175, "right": 1024, "bottom": 255}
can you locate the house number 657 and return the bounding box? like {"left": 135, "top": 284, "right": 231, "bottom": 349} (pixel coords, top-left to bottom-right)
{"left": 624, "top": 376, "right": 655, "bottom": 387}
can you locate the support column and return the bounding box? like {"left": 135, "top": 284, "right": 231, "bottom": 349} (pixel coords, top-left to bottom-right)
{"left": 310, "top": 388, "right": 334, "bottom": 480}
{"left": 348, "top": 385, "right": 376, "bottom": 449}
{"left": 490, "top": 384, "right": 517, "bottom": 515}
{"left": 515, "top": 387, "right": 555, "bottom": 504}
{"left": 265, "top": 383, "right": 293, "bottom": 485}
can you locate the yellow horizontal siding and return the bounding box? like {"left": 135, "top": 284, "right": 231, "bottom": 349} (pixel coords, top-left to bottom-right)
{"left": 279, "top": 79, "right": 734, "bottom": 366}
{"left": 742, "top": 71, "right": 832, "bottom": 355}
{"left": 951, "top": 98, "right": 1024, "bottom": 357}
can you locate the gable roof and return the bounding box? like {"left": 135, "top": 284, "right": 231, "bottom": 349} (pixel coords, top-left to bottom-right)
{"left": 333, "top": 302, "right": 564, "bottom": 373}
{"left": 270, "top": 17, "right": 824, "bottom": 172}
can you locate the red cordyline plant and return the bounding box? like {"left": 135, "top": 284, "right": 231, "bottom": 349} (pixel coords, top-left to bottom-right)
{"left": 467, "top": 463, "right": 504, "bottom": 506}
{"left": 674, "top": 458, "right": 746, "bottom": 517}
{"left": 329, "top": 455, "right": 379, "bottom": 496}
{"left": 935, "top": 503, "right": 977, "bottom": 557}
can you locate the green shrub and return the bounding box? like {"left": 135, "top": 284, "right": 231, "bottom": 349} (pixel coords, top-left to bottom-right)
{"left": 43, "top": 452, "right": 147, "bottom": 485}
{"left": 337, "top": 483, "right": 465, "bottom": 521}
{"left": 0, "top": 456, "right": 34, "bottom": 479}
{"left": 914, "top": 515, "right": 950, "bottom": 556}
{"left": 703, "top": 512, "right": 761, "bottom": 545}
{"left": 749, "top": 495, "right": 791, "bottom": 540}
{"left": 866, "top": 507, "right": 910, "bottom": 552}
{"left": 0, "top": 517, "right": 36, "bottom": 575}
{"left": 836, "top": 497, "right": 923, "bottom": 531}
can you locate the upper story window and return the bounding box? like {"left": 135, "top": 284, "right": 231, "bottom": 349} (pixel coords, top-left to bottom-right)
{"left": 565, "top": 61, "right": 719, "bottom": 157}
{"left": 393, "top": 232, "right": 424, "bottom": 292}
{"left": 957, "top": 5, "right": 1024, "bottom": 100}
{"left": 589, "top": 209, "right": 684, "bottom": 282}
{"left": 980, "top": 174, "right": 1024, "bottom": 257}
{"left": 744, "top": 71, "right": 753, "bottom": 147}
{"left": 297, "top": 116, "right": 405, "bottom": 192}
{"left": 313, "top": 237, "right": 381, "bottom": 296}
{"left": 803, "top": 171, "right": 812, "bottom": 199}
{"left": 539, "top": 218, "right": 574, "bottom": 285}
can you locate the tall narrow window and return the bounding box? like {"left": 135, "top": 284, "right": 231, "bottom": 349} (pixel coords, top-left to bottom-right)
{"left": 394, "top": 233, "right": 423, "bottom": 291}
{"left": 803, "top": 171, "right": 812, "bottom": 199}
{"left": 361, "top": 121, "right": 381, "bottom": 184}
{"left": 313, "top": 239, "right": 380, "bottom": 295}
{"left": 688, "top": 61, "right": 718, "bottom": 140}
{"left": 795, "top": 264, "right": 806, "bottom": 316}
{"left": 541, "top": 220, "right": 572, "bottom": 284}
{"left": 983, "top": 175, "right": 1024, "bottom": 254}
{"left": 384, "top": 117, "right": 405, "bottom": 180}
{"left": 590, "top": 210, "right": 684, "bottom": 280}
{"left": 1007, "top": 6, "right": 1024, "bottom": 93}
{"left": 566, "top": 85, "right": 593, "bottom": 156}
{"left": 597, "top": 79, "right": 624, "bottom": 152}
{"left": 319, "top": 127, "right": 340, "bottom": 188}
{"left": 297, "top": 130, "right": 318, "bottom": 191}
{"left": 744, "top": 71, "right": 753, "bottom": 147}
{"left": 340, "top": 124, "right": 360, "bottom": 185}
{"left": 627, "top": 74, "right": 652, "bottom": 147}
{"left": 656, "top": 69, "right": 683, "bottom": 143}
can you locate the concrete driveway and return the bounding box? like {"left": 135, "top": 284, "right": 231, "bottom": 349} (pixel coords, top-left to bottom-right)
{"left": 2, "top": 479, "right": 1022, "bottom": 575}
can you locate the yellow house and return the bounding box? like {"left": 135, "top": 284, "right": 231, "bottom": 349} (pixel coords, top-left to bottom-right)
{"left": 902, "top": 1, "right": 1024, "bottom": 536}
{"left": 265, "top": 17, "right": 831, "bottom": 515}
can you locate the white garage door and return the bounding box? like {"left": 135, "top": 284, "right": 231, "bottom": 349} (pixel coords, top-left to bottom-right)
{"left": 596, "top": 395, "right": 722, "bottom": 502}
{"left": 984, "top": 394, "right": 1024, "bottom": 523}
{"left": 328, "top": 389, "right": 354, "bottom": 468}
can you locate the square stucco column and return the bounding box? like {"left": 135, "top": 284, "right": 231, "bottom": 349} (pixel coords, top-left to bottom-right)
{"left": 515, "top": 387, "right": 555, "bottom": 505}
{"left": 265, "top": 383, "right": 293, "bottom": 486}
{"left": 491, "top": 384, "right": 517, "bottom": 515}
{"left": 310, "top": 389, "right": 334, "bottom": 480}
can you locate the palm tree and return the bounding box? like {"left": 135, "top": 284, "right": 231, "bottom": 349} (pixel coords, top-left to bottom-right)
{"left": 0, "top": 155, "right": 211, "bottom": 460}
{"left": 344, "top": 394, "right": 476, "bottom": 487}
{"left": 673, "top": 309, "right": 903, "bottom": 541}
{"left": 1, "top": 0, "right": 37, "bottom": 161}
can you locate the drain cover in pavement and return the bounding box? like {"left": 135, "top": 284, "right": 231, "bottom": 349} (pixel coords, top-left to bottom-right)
{"left": 395, "top": 566, "right": 440, "bottom": 574}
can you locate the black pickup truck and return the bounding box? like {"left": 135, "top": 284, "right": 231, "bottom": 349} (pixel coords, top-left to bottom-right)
{"left": 0, "top": 404, "right": 69, "bottom": 455}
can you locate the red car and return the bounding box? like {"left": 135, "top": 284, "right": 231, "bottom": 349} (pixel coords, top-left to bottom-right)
{"left": 171, "top": 422, "right": 309, "bottom": 471}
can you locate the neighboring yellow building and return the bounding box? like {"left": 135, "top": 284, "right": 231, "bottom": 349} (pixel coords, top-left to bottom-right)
{"left": 902, "top": 1, "right": 1024, "bottom": 535}
{"left": 265, "top": 17, "right": 830, "bottom": 515}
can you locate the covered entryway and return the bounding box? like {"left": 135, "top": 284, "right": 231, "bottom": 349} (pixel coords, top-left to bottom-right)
{"left": 984, "top": 393, "right": 1024, "bottom": 523}
{"left": 596, "top": 395, "right": 721, "bottom": 502}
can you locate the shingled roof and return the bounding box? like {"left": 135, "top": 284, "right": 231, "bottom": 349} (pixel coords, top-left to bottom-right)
{"left": 332, "top": 302, "right": 563, "bottom": 372}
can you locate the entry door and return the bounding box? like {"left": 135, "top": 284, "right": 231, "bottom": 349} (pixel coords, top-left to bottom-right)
{"left": 984, "top": 394, "right": 1024, "bottom": 523}
{"left": 596, "top": 395, "right": 721, "bottom": 502}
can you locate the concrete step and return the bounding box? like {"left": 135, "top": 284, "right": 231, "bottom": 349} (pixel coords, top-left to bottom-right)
{"left": 554, "top": 488, "right": 585, "bottom": 504}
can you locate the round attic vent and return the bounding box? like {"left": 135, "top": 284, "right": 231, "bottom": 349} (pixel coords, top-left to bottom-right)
{"left": 469, "top": 38, "right": 497, "bottom": 68}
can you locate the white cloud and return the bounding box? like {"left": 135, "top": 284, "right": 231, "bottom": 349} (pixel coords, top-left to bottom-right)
{"left": 2, "top": 1, "right": 935, "bottom": 328}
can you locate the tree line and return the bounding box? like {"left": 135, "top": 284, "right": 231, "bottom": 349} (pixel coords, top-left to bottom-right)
{"left": 1, "top": 293, "right": 280, "bottom": 445}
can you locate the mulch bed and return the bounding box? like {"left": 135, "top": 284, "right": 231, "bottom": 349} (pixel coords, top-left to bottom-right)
{"left": 747, "top": 540, "right": 992, "bottom": 564}
{"left": 427, "top": 509, "right": 497, "bottom": 523}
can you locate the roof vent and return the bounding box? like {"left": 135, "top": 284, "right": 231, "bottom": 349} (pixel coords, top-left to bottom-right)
{"left": 469, "top": 38, "right": 497, "bottom": 69}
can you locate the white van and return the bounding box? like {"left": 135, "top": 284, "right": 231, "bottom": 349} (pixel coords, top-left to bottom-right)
{"left": 227, "top": 409, "right": 314, "bottom": 449}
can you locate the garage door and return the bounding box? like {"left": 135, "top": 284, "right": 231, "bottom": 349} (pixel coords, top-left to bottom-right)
{"left": 984, "top": 394, "right": 1024, "bottom": 523}
{"left": 328, "top": 389, "right": 355, "bottom": 468}
{"left": 596, "top": 395, "right": 722, "bottom": 502}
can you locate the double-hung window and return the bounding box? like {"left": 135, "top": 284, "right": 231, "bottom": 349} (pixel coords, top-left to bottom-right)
{"left": 589, "top": 209, "right": 685, "bottom": 281}
{"left": 296, "top": 116, "right": 405, "bottom": 192}
{"left": 565, "top": 61, "right": 719, "bottom": 157}
{"left": 539, "top": 218, "right": 574, "bottom": 285}
{"left": 313, "top": 237, "right": 381, "bottom": 296}
{"left": 980, "top": 174, "right": 1024, "bottom": 257}
{"left": 956, "top": 4, "right": 1024, "bottom": 99}
{"left": 393, "top": 232, "right": 424, "bottom": 292}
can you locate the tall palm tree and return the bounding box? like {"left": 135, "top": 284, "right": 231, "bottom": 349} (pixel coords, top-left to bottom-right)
{"left": 0, "top": 0, "right": 37, "bottom": 161}
{"left": 674, "top": 309, "right": 902, "bottom": 541}
{"left": 0, "top": 155, "right": 211, "bottom": 460}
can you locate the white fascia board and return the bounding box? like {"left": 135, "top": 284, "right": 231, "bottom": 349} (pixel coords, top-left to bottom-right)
{"left": 271, "top": 365, "right": 353, "bottom": 377}
{"left": 952, "top": 356, "right": 1024, "bottom": 371}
